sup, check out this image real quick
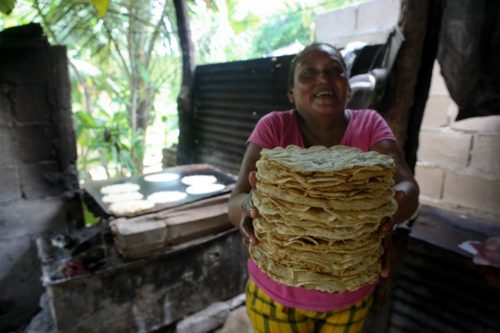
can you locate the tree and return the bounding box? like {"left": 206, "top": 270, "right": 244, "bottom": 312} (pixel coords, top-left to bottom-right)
{"left": 4, "top": 0, "right": 183, "bottom": 179}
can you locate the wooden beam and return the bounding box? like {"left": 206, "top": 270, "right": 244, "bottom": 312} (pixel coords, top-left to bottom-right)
{"left": 383, "top": 0, "right": 429, "bottom": 165}
{"left": 174, "top": 0, "right": 195, "bottom": 165}
{"left": 403, "top": 0, "right": 445, "bottom": 170}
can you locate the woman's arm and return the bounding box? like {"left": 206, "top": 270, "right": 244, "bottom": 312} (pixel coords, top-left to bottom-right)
{"left": 371, "top": 139, "right": 420, "bottom": 224}
{"left": 228, "top": 142, "right": 262, "bottom": 230}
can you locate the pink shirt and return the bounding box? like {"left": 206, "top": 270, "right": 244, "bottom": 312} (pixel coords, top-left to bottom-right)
{"left": 249, "top": 109, "right": 395, "bottom": 152}
{"left": 247, "top": 109, "right": 396, "bottom": 312}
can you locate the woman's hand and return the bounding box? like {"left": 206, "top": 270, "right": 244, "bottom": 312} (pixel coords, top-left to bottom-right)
{"left": 240, "top": 171, "right": 260, "bottom": 248}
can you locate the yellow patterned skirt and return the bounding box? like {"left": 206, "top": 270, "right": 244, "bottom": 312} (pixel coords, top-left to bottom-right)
{"left": 245, "top": 278, "right": 373, "bottom": 333}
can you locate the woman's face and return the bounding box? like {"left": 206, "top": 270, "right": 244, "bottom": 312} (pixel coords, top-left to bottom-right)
{"left": 289, "top": 45, "right": 349, "bottom": 118}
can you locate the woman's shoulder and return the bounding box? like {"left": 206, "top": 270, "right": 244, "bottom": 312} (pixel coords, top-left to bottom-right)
{"left": 348, "top": 109, "right": 387, "bottom": 124}
{"left": 260, "top": 109, "right": 295, "bottom": 120}
{"left": 256, "top": 109, "right": 295, "bottom": 127}
{"left": 348, "top": 108, "right": 381, "bottom": 118}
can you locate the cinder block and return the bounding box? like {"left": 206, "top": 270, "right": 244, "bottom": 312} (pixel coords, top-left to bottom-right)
{"left": 470, "top": 134, "right": 500, "bottom": 174}
{"left": 15, "top": 125, "right": 55, "bottom": 164}
{"left": 0, "top": 197, "right": 66, "bottom": 240}
{"left": 49, "top": 46, "right": 72, "bottom": 111}
{"left": 452, "top": 115, "right": 500, "bottom": 134}
{"left": 443, "top": 170, "right": 500, "bottom": 218}
{"left": 0, "top": 166, "right": 21, "bottom": 203}
{"left": 0, "top": 128, "right": 17, "bottom": 166}
{"left": 0, "top": 234, "right": 35, "bottom": 280}
{"left": 316, "top": 6, "right": 357, "bottom": 43}
{"left": 0, "top": 234, "right": 45, "bottom": 330}
{"left": 415, "top": 164, "right": 444, "bottom": 199}
{"left": 418, "top": 129, "right": 472, "bottom": 168}
{"left": 0, "top": 47, "right": 50, "bottom": 85}
{"left": 421, "top": 96, "right": 452, "bottom": 129}
{"left": 13, "top": 85, "right": 51, "bottom": 124}
{"left": 0, "top": 85, "right": 14, "bottom": 127}
{"left": 429, "top": 62, "right": 450, "bottom": 96}
{"left": 19, "top": 161, "right": 64, "bottom": 199}
{"left": 356, "top": 0, "right": 400, "bottom": 31}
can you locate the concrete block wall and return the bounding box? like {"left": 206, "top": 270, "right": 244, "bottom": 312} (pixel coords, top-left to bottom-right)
{"left": 0, "top": 24, "right": 82, "bottom": 331}
{"left": 316, "top": 0, "right": 400, "bottom": 47}
{"left": 415, "top": 62, "right": 500, "bottom": 220}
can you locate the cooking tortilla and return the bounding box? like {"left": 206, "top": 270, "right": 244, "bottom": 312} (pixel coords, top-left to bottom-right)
{"left": 147, "top": 191, "right": 187, "bottom": 204}
{"left": 144, "top": 173, "right": 179, "bottom": 183}
{"left": 186, "top": 183, "right": 225, "bottom": 195}
{"left": 100, "top": 182, "right": 140, "bottom": 195}
{"left": 102, "top": 191, "right": 144, "bottom": 204}
{"left": 109, "top": 199, "right": 155, "bottom": 216}
{"left": 181, "top": 175, "right": 217, "bottom": 186}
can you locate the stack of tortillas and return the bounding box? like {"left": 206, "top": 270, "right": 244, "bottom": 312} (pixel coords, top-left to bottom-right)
{"left": 250, "top": 145, "right": 397, "bottom": 293}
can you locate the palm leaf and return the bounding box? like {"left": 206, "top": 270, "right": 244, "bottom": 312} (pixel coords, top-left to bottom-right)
{"left": 0, "top": 0, "right": 16, "bottom": 15}
{"left": 90, "top": 0, "right": 109, "bottom": 18}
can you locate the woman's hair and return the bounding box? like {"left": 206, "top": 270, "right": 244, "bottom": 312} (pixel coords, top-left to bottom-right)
{"left": 287, "top": 42, "right": 347, "bottom": 87}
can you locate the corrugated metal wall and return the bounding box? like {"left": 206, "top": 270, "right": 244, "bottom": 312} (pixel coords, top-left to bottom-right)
{"left": 388, "top": 239, "right": 500, "bottom": 333}
{"left": 191, "top": 55, "right": 294, "bottom": 175}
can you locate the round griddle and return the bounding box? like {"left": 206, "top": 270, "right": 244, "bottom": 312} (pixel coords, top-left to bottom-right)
{"left": 84, "top": 164, "right": 236, "bottom": 218}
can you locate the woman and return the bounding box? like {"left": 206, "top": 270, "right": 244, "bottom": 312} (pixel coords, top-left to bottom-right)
{"left": 228, "top": 43, "right": 419, "bottom": 333}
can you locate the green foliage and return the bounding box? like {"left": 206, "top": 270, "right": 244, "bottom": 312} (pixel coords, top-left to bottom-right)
{"left": 82, "top": 200, "right": 99, "bottom": 226}
{"left": 0, "top": 0, "right": 16, "bottom": 15}
{"left": 250, "top": 8, "right": 313, "bottom": 57}
{"left": 90, "top": 0, "right": 109, "bottom": 17}
{"left": 223, "top": 0, "right": 261, "bottom": 34}
{"left": 32, "top": 0, "right": 180, "bottom": 180}
{"left": 73, "top": 107, "right": 145, "bottom": 182}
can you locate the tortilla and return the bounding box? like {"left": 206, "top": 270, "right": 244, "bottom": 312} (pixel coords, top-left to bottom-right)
{"left": 144, "top": 173, "right": 179, "bottom": 183}
{"left": 181, "top": 175, "right": 217, "bottom": 186}
{"left": 259, "top": 145, "right": 394, "bottom": 173}
{"left": 102, "top": 191, "right": 143, "bottom": 203}
{"left": 100, "top": 182, "right": 140, "bottom": 195}
{"left": 147, "top": 191, "right": 187, "bottom": 204}
{"left": 186, "top": 183, "right": 225, "bottom": 195}
{"left": 109, "top": 199, "right": 155, "bottom": 216}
